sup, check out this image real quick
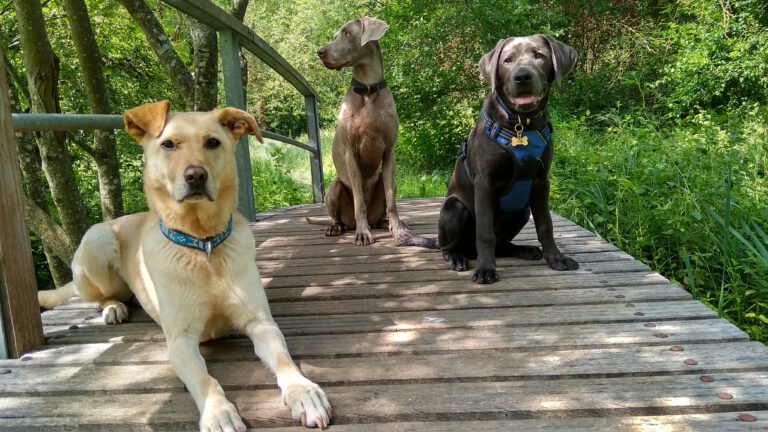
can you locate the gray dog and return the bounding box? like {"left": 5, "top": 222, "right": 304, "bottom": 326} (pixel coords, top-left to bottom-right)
{"left": 313, "top": 17, "right": 411, "bottom": 246}
{"left": 408, "top": 35, "right": 579, "bottom": 284}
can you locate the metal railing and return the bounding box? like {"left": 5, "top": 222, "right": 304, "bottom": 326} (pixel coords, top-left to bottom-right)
{"left": 10, "top": 0, "right": 324, "bottom": 221}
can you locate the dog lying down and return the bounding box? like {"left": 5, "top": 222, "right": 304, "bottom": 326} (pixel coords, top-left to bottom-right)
{"left": 38, "top": 101, "right": 331, "bottom": 431}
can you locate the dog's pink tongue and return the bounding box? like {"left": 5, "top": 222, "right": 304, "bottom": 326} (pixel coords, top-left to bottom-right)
{"left": 513, "top": 95, "right": 536, "bottom": 105}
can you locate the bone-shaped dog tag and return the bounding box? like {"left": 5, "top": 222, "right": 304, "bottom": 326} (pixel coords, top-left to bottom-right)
{"left": 510, "top": 136, "right": 528, "bottom": 146}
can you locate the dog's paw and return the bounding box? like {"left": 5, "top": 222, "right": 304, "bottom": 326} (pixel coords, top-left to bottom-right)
{"left": 545, "top": 253, "right": 579, "bottom": 271}
{"left": 442, "top": 250, "right": 469, "bottom": 272}
{"left": 472, "top": 267, "right": 499, "bottom": 284}
{"left": 199, "top": 396, "right": 246, "bottom": 432}
{"left": 354, "top": 226, "right": 375, "bottom": 245}
{"left": 101, "top": 301, "right": 129, "bottom": 325}
{"left": 283, "top": 380, "right": 332, "bottom": 429}
{"left": 325, "top": 223, "right": 344, "bottom": 237}
{"left": 390, "top": 222, "right": 412, "bottom": 244}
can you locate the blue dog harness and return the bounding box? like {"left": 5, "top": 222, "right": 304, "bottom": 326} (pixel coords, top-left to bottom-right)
{"left": 159, "top": 216, "right": 233, "bottom": 259}
{"left": 461, "top": 109, "right": 553, "bottom": 212}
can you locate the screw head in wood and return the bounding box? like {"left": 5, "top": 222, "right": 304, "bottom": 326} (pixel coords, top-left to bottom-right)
{"left": 737, "top": 413, "right": 757, "bottom": 422}
{"left": 669, "top": 345, "right": 684, "bottom": 352}
{"left": 615, "top": 294, "right": 626, "bottom": 298}
{"left": 625, "top": 303, "right": 635, "bottom": 307}
{"left": 68, "top": 324, "right": 79, "bottom": 330}
{"left": 644, "top": 323, "right": 657, "bottom": 328}
{"left": 634, "top": 312, "right": 645, "bottom": 316}
{"left": 683, "top": 359, "right": 698, "bottom": 365}
{"left": 699, "top": 375, "right": 715, "bottom": 382}
{"left": 717, "top": 392, "right": 733, "bottom": 400}
{"left": 653, "top": 332, "right": 669, "bottom": 338}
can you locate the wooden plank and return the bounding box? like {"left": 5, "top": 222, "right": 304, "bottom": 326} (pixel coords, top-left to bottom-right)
{"left": 1, "top": 372, "right": 767, "bottom": 428}
{"left": 259, "top": 260, "right": 651, "bottom": 288}
{"left": 2, "top": 342, "right": 767, "bottom": 394}
{"left": 0, "top": 48, "right": 45, "bottom": 358}
{"left": 41, "top": 300, "right": 715, "bottom": 334}
{"left": 256, "top": 249, "right": 636, "bottom": 273}
{"left": 23, "top": 320, "right": 749, "bottom": 366}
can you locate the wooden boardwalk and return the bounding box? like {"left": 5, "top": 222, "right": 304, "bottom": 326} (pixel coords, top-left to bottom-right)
{"left": 1, "top": 198, "right": 767, "bottom": 431}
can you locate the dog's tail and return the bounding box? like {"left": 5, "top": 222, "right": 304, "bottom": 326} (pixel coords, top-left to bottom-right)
{"left": 305, "top": 216, "right": 334, "bottom": 226}
{"left": 399, "top": 236, "right": 439, "bottom": 249}
{"left": 38, "top": 282, "right": 77, "bottom": 309}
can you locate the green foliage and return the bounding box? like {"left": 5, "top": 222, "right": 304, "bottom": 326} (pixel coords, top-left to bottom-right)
{"left": 549, "top": 105, "right": 768, "bottom": 342}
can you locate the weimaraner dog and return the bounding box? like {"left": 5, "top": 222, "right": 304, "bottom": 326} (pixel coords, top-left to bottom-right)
{"left": 405, "top": 35, "right": 579, "bottom": 283}
{"left": 314, "top": 17, "right": 411, "bottom": 246}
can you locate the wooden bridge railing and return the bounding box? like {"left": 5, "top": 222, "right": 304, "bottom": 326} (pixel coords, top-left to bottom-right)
{"left": 1, "top": 0, "right": 323, "bottom": 358}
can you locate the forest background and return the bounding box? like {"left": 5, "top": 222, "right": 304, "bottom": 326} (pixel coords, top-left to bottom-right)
{"left": 1, "top": 0, "right": 766, "bottom": 342}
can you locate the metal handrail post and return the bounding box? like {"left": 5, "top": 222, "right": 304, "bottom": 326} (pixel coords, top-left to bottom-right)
{"left": 220, "top": 29, "right": 256, "bottom": 221}
{"left": 305, "top": 95, "right": 324, "bottom": 203}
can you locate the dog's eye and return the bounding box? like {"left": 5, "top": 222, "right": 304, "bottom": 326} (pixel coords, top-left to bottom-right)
{"left": 205, "top": 138, "right": 221, "bottom": 150}
{"left": 503, "top": 57, "right": 513, "bottom": 64}
{"left": 160, "top": 140, "right": 175, "bottom": 150}
{"left": 343, "top": 30, "right": 351, "bottom": 38}
{"left": 534, "top": 52, "right": 546, "bottom": 60}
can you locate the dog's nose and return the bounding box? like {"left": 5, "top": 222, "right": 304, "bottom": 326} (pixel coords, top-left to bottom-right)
{"left": 317, "top": 48, "right": 327, "bottom": 59}
{"left": 514, "top": 69, "right": 533, "bottom": 83}
{"left": 184, "top": 165, "right": 208, "bottom": 187}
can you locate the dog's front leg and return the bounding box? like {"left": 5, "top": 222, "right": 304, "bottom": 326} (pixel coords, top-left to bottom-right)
{"left": 530, "top": 177, "right": 579, "bottom": 271}
{"left": 167, "top": 333, "right": 246, "bottom": 432}
{"left": 473, "top": 175, "right": 499, "bottom": 283}
{"left": 381, "top": 147, "right": 411, "bottom": 243}
{"left": 245, "top": 321, "right": 332, "bottom": 428}
{"left": 344, "top": 151, "right": 374, "bottom": 245}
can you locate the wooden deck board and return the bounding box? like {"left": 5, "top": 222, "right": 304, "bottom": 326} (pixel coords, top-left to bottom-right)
{"left": 2, "top": 198, "right": 767, "bottom": 430}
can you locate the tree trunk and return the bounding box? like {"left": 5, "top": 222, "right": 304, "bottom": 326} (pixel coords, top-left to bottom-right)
{"left": 119, "top": 0, "right": 195, "bottom": 110}
{"left": 231, "top": 0, "right": 250, "bottom": 100}
{"left": 61, "top": 0, "right": 124, "bottom": 221}
{"left": 230, "top": 0, "right": 250, "bottom": 21}
{"left": 13, "top": 0, "right": 89, "bottom": 253}
{"left": 188, "top": 18, "right": 218, "bottom": 111}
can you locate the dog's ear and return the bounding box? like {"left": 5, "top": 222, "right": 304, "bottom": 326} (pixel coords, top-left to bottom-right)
{"left": 124, "top": 100, "right": 170, "bottom": 143}
{"left": 217, "top": 108, "right": 263, "bottom": 143}
{"left": 359, "top": 17, "right": 388, "bottom": 46}
{"left": 541, "top": 35, "right": 578, "bottom": 85}
{"left": 479, "top": 38, "right": 510, "bottom": 92}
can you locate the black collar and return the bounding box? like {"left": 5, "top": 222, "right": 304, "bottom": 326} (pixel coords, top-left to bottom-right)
{"left": 351, "top": 78, "right": 387, "bottom": 95}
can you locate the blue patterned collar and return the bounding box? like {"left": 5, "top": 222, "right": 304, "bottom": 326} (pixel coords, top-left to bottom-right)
{"left": 159, "top": 217, "right": 233, "bottom": 259}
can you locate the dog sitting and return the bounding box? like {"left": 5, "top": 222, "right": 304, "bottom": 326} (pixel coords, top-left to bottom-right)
{"left": 407, "top": 36, "right": 580, "bottom": 283}
{"left": 313, "top": 17, "right": 411, "bottom": 245}
{"left": 38, "top": 101, "right": 331, "bottom": 431}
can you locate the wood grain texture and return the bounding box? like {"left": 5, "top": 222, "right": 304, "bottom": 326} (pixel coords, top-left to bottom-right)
{"left": 2, "top": 199, "right": 767, "bottom": 430}
{"left": 0, "top": 51, "right": 45, "bottom": 358}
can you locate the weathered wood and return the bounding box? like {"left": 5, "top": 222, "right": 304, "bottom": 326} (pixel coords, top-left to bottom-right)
{"left": 0, "top": 49, "right": 45, "bottom": 358}
{"left": 3, "top": 199, "right": 768, "bottom": 431}
{"left": 1, "top": 372, "right": 767, "bottom": 429}
{"left": 2, "top": 342, "right": 767, "bottom": 394}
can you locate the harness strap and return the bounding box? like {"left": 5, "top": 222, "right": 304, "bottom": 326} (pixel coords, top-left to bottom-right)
{"left": 460, "top": 110, "right": 554, "bottom": 212}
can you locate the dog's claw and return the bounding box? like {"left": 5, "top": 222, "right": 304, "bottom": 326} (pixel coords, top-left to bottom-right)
{"left": 325, "top": 223, "right": 344, "bottom": 237}
{"left": 354, "top": 227, "right": 374, "bottom": 245}
{"left": 545, "top": 253, "right": 579, "bottom": 271}
{"left": 472, "top": 267, "right": 499, "bottom": 284}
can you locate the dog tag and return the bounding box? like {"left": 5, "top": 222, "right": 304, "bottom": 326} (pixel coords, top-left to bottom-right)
{"left": 510, "top": 135, "right": 528, "bottom": 146}
{"left": 205, "top": 241, "right": 213, "bottom": 260}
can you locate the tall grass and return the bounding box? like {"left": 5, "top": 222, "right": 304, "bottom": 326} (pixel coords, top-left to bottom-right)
{"left": 550, "top": 106, "right": 768, "bottom": 342}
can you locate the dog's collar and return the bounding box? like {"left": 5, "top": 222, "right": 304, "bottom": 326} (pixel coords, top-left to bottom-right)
{"left": 159, "top": 216, "right": 233, "bottom": 259}
{"left": 350, "top": 78, "right": 387, "bottom": 95}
